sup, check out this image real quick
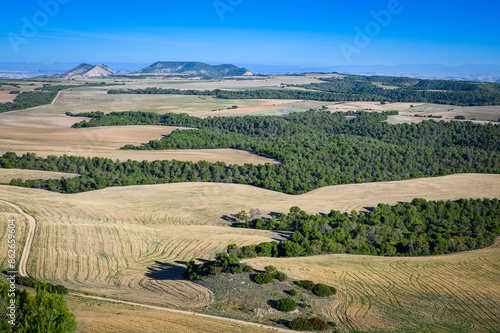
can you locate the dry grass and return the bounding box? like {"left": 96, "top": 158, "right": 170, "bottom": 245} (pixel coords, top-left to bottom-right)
{"left": 246, "top": 239, "right": 500, "bottom": 333}
{"left": 0, "top": 169, "right": 79, "bottom": 183}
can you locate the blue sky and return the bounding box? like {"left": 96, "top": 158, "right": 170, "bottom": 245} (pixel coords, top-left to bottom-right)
{"left": 1, "top": 0, "right": 499, "bottom": 67}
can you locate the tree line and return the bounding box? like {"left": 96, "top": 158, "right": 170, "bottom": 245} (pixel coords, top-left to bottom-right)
{"left": 233, "top": 198, "right": 500, "bottom": 257}
{"left": 106, "top": 74, "right": 500, "bottom": 106}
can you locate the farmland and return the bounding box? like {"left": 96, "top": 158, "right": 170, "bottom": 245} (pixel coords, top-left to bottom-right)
{"left": 0, "top": 74, "right": 499, "bottom": 332}
{"left": 0, "top": 111, "right": 279, "bottom": 165}
{"left": 246, "top": 238, "right": 500, "bottom": 333}
{"left": 0, "top": 169, "right": 79, "bottom": 183}
{"left": 0, "top": 174, "right": 499, "bottom": 315}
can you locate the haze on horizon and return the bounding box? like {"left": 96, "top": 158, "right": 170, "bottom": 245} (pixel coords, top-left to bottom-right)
{"left": 1, "top": 0, "right": 499, "bottom": 68}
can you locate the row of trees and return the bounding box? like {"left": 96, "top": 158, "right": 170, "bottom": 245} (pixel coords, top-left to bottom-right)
{"left": 234, "top": 198, "right": 500, "bottom": 257}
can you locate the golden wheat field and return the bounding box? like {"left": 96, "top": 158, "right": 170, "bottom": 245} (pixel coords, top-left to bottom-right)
{"left": 246, "top": 238, "right": 500, "bottom": 333}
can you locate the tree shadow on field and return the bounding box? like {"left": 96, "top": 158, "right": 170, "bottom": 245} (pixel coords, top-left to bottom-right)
{"left": 145, "top": 261, "right": 187, "bottom": 281}
{"left": 221, "top": 214, "right": 238, "bottom": 223}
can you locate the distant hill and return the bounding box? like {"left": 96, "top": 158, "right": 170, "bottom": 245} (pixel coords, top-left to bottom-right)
{"left": 53, "top": 63, "right": 115, "bottom": 79}
{"left": 137, "top": 62, "right": 253, "bottom": 77}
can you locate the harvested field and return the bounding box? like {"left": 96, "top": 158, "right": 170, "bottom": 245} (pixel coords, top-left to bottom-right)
{"left": 385, "top": 103, "right": 500, "bottom": 124}
{"left": 0, "top": 169, "right": 79, "bottom": 183}
{"left": 0, "top": 201, "right": 28, "bottom": 271}
{"left": 0, "top": 112, "right": 279, "bottom": 165}
{"left": 18, "top": 89, "right": 303, "bottom": 117}
{"left": 0, "top": 174, "right": 498, "bottom": 311}
{"left": 0, "top": 91, "right": 16, "bottom": 103}
{"left": 1, "top": 148, "right": 280, "bottom": 164}
{"left": 246, "top": 238, "right": 500, "bottom": 333}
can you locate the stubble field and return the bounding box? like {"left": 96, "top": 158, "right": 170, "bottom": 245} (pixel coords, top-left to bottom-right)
{"left": 0, "top": 174, "right": 498, "bottom": 317}
{"left": 246, "top": 238, "right": 500, "bottom": 333}
{"left": 0, "top": 111, "right": 279, "bottom": 165}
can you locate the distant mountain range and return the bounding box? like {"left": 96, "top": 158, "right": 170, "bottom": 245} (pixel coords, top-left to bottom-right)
{"left": 0, "top": 61, "right": 499, "bottom": 82}
{"left": 52, "top": 63, "right": 115, "bottom": 79}
{"left": 136, "top": 61, "right": 253, "bottom": 77}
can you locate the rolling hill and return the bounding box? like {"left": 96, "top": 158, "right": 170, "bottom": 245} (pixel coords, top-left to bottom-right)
{"left": 136, "top": 61, "right": 253, "bottom": 77}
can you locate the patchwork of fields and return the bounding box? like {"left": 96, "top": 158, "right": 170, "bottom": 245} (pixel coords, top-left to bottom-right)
{"left": 0, "top": 77, "right": 499, "bottom": 332}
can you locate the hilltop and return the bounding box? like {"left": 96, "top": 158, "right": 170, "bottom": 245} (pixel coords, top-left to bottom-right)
{"left": 53, "top": 63, "right": 115, "bottom": 79}
{"left": 136, "top": 61, "right": 253, "bottom": 77}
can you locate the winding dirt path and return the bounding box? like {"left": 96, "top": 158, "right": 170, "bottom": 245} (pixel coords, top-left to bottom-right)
{"left": 69, "top": 292, "right": 295, "bottom": 333}
{"left": 0, "top": 199, "right": 36, "bottom": 277}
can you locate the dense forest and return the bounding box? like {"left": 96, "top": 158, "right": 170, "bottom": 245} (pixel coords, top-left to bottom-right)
{"left": 3, "top": 110, "right": 500, "bottom": 194}
{"left": 233, "top": 198, "right": 500, "bottom": 257}
{"left": 107, "top": 74, "right": 500, "bottom": 106}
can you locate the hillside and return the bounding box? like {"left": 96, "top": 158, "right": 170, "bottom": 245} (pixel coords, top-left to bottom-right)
{"left": 137, "top": 61, "right": 253, "bottom": 77}
{"left": 53, "top": 63, "right": 115, "bottom": 79}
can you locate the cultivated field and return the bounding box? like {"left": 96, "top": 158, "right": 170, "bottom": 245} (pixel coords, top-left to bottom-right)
{"left": 0, "top": 111, "right": 278, "bottom": 165}
{"left": 246, "top": 238, "right": 500, "bottom": 333}
{"left": 0, "top": 201, "right": 28, "bottom": 271}
{"left": 0, "top": 174, "right": 498, "bottom": 313}
{"left": 28, "top": 89, "right": 304, "bottom": 117}
{"left": 0, "top": 169, "right": 79, "bottom": 183}
{"left": 0, "top": 91, "right": 16, "bottom": 103}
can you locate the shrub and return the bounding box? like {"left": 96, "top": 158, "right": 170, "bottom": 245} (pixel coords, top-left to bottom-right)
{"left": 276, "top": 298, "right": 297, "bottom": 312}
{"left": 288, "top": 317, "right": 312, "bottom": 331}
{"left": 230, "top": 265, "right": 243, "bottom": 274}
{"left": 289, "top": 289, "right": 297, "bottom": 296}
{"left": 242, "top": 264, "right": 253, "bottom": 273}
{"left": 265, "top": 265, "right": 277, "bottom": 274}
{"left": 254, "top": 272, "right": 273, "bottom": 284}
{"left": 273, "top": 271, "right": 287, "bottom": 282}
{"left": 296, "top": 280, "right": 315, "bottom": 291}
{"left": 312, "top": 283, "right": 337, "bottom": 297}
{"left": 309, "top": 317, "right": 329, "bottom": 330}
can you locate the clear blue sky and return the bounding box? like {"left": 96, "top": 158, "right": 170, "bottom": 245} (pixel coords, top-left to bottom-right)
{"left": 1, "top": 0, "right": 499, "bottom": 67}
